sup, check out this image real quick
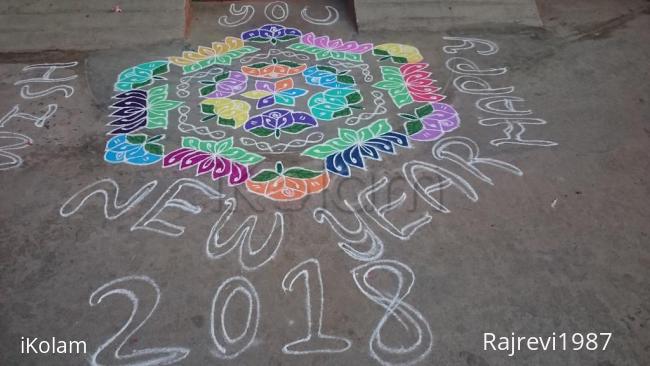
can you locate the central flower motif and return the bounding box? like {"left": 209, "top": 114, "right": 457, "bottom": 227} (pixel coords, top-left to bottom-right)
{"left": 242, "top": 78, "right": 308, "bottom": 109}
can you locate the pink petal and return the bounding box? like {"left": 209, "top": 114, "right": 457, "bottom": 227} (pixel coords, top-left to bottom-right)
{"left": 163, "top": 148, "right": 193, "bottom": 167}
{"left": 180, "top": 151, "right": 211, "bottom": 170}
{"left": 229, "top": 163, "right": 249, "bottom": 185}
{"left": 212, "top": 157, "right": 232, "bottom": 181}
{"left": 196, "top": 156, "right": 216, "bottom": 175}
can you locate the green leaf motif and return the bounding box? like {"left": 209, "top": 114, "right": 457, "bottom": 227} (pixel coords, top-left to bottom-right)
{"left": 252, "top": 170, "right": 280, "bottom": 182}
{"left": 144, "top": 143, "right": 164, "bottom": 155}
{"left": 218, "top": 117, "right": 236, "bottom": 127}
{"left": 288, "top": 43, "right": 363, "bottom": 63}
{"left": 284, "top": 168, "right": 322, "bottom": 179}
{"left": 201, "top": 103, "right": 215, "bottom": 115}
{"left": 302, "top": 143, "right": 340, "bottom": 159}
{"left": 405, "top": 120, "right": 424, "bottom": 135}
{"left": 144, "top": 85, "right": 183, "bottom": 129}
{"left": 339, "top": 128, "right": 358, "bottom": 143}
{"left": 332, "top": 108, "right": 352, "bottom": 119}
{"left": 337, "top": 75, "right": 355, "bottom": 85}
{"left": 302, "top": 119, "right": 395, "bottom": 160}
{"left": 373, "top": 48, "right": 390, "bottom": 56}
{"left": 416, "top": 104, "right": 434, "bottom": 118}
{"left": 181, "top": 46, "right": 259, "bottom": 74}
{"left": 126, "top": 135, "right": 147, "bottom": 144}
{"left": 115, "top": 60, "right": 169, "bottom": 91}
{"left": 200, "top": 84, "right": 216, "bottom": 96}
{"left": 250, "top": 127, "right": 275, "bottom": 137}
{"left": 213, "top": 71, "right": 230, "bottom": 83}
{"left": 181, "top": 136, "right": 263, "bottom": 165}
{"left": 282, "top": 124, "right": 312, "bottom": 134}
{"left": 367, "top": 119, "right": 392, "bottom": 138}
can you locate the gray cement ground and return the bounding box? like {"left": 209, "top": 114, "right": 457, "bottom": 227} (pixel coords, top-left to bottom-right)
{"left": 1, "top": 1, "right": 648, "bottom": 365}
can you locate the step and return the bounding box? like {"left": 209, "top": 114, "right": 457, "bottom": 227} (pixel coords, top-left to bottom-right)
{"left": 354, "top": 0, "right": 542, "bottom": 31}
{"left": 0, "top": 0, "right": 185, "bottom": 14}
{"left": 0, "top": 0, "right": 188, "bottom": 52}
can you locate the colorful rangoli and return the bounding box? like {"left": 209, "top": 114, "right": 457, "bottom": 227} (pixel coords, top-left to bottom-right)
{"left": 104, "top": 25, "right": 460, "bottom": 201}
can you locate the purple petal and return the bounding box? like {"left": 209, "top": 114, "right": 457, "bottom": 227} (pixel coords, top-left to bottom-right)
{"left": 230, "top": 71, "right": 247, "bottom": 82}
{"left": 284, "top": 28, "right": 301, "bottom": 37}
{"left": 244, "top": 116, "right": 264, "bottom": 130}
{"left": 258, "top": 95, "right": 276, "bottom": 108}
{"left": 256, "top": 80, "right": 275, "bottom": 93}
{"left": 241, "top": 29, "right": 260, "bottom": 40}
{"left": 292, "top": 112, "right": 317, "bottom": 126}
{"left": 263, "top": 109, "right": 293, "bottom": 128}
{"left": 410, "top": 128, "right": 444, "bottom": 141}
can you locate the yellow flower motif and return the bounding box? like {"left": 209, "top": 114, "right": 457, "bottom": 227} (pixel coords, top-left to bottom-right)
{"left": 169, "top": 37, "right": 244, "bottom": 66}
{"left": 374, "top": 43, "right": 424, "bottom": 64}
{"left": 200, "top": 98, "right": 251, "bottom": 128}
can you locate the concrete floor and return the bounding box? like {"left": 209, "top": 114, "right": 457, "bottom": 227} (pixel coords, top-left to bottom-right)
{"left": 0, "top": 1, "right": 648, "bottom": 365}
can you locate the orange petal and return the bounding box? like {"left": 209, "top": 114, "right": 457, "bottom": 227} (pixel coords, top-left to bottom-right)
{"left": 284, "top": 177, "right": 308, "bottom": 192}
{"left": 268, "top": 188, "right": 307, "bottom": 201}
{"left": 275, "top": 78, "right": 293, "bottom": 91}
{"left": 306, "top": 173, "right": 330, "bottom": 194}
{"left": 245, "top": 180, "right": 269, "bottom": 195}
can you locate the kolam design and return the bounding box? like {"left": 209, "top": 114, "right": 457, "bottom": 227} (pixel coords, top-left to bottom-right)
{"left": 104, "top": 25, "right": 460, "bottom": 201}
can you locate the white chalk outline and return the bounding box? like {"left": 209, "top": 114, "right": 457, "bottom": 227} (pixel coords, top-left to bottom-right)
{"left": 0, "top": 104, "right": 58, "bottom": 128}
{"left": 432, "top": 136, "right": 523, "bottom": 185}
{"left": 478, "top": 117, "right": 559, "bottom": 147}
{"left": 475, "top": 95, "right": 532, "bottom": 116}
{"left": 177, "top": 105, "right": 227, "bottom": 140}
{"left": 402, "top": 160, "right": 478, "bottom": 213}
{"left": 59, "top": 178, "right": 158, "bottom": 219}
{"left": 0, "top": 131, "right": 33, "bottom": 171}
{"left": 131, "top": 178, "right": 224, "bottom": 237}
{"left": 175, "top": 67, "right": 225, "bottom": 98}
{"left": 218, "top": 3, "right": 255, "bottom": 28}
{"left": 14, "top": 62, "right": 78, "bottom": 85}
{"left": 20, "top": 84, "right": 75, "bottom": 99}
{"left": 327, "top": 60, "right": 373, "bottom": 82}
{"left": 345, "top": 91, "right": 386, "bottom": 126}
{"left": 206, "top": 198, "right": 284, "bottom": 271}
{"left": 351, "top": 260, "right": 433, "bottom": 366}
{"left": 453, "top": 75, "right": 514, "bottom": 95}
{"left": 241, "top": 48, "right": 310, "bottom": 64}
{"left": 210, "top": 276, "right": 260, "bottom": 359}
{"left": 442, "top": 36, "right": 499, "bottom": 56}
{"left": 239, "top": 131, "right": 324, "bottom": 154}
{"left": 445, "top": 57, "right": 507, "bottom": 76}
{"left": 88, "top": 275, "right": 190, "bottom": 366}
{"left": 358, "top": 177, "right": 432, "bottom": 241}
{"left": 264, "top": 1, "right": 289, "bottom": 22}
{"left": 281, "top": 258, "right": 352, "bottom": 354}
{"left": 313, "top": 200, "right": 384, "bottom": 262}
{"left": 300, "top": 5, "right": 340, "bottom": 26}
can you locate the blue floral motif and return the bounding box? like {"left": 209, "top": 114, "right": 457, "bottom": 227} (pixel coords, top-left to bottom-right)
{"left": 241, "top": 24, "right": 301, "bottom": 45}
{"left": 303, "top": 65, "right": 356, "bottom": 88}
{"left": 104, "top": 134, "right": 164, "bottom": 165}
{"left": 302, "top": 119, "right": 409, "bottom": 177}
